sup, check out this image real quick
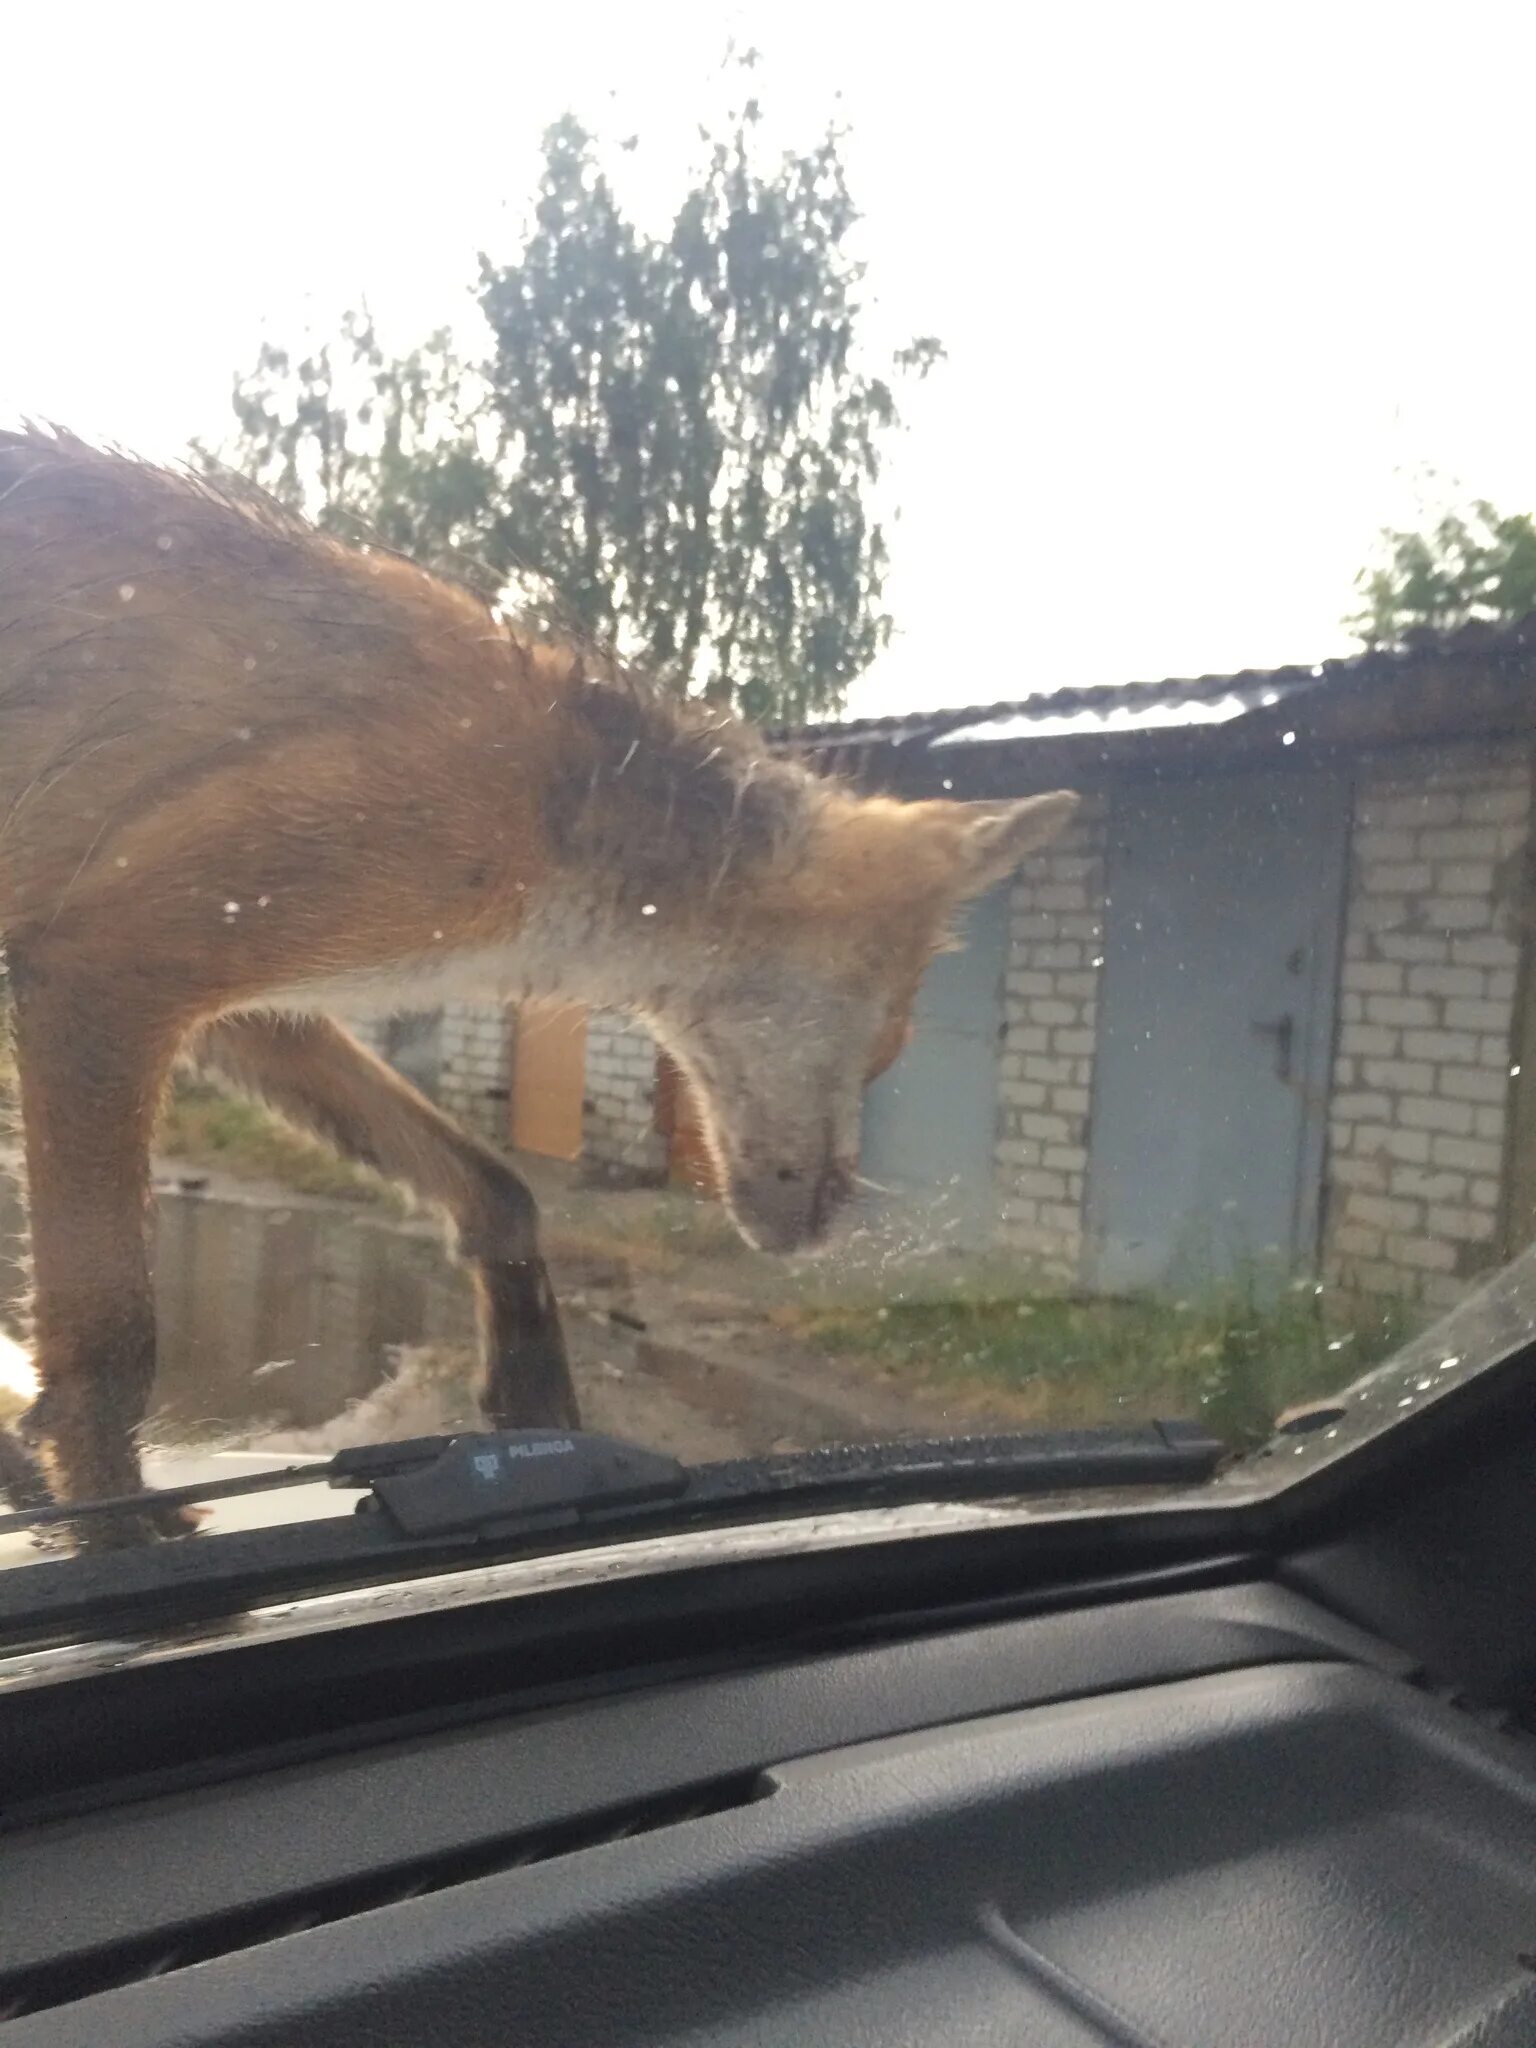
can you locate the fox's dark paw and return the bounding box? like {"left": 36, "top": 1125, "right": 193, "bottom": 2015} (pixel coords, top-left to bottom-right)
{"left": 149, "top": 1499, "right": 208, "bottom": 1540}
{"left": 0, "top": 1427, "right": 54, "bottom": 1516}
{"left": 71, "top": 1499, "right": 208, "bottom": 1552}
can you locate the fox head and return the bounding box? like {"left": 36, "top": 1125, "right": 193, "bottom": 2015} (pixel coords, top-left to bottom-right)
{"left": 641, "top": 789, "right": 1079, "bottom": 1253}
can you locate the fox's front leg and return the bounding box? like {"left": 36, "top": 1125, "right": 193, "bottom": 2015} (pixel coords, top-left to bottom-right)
{"left": 8, "top": 951, "right": 195, "bottom": 1546}
{"left": 456, "top": 1188, "right": 579, "bottom": 1432}
{"left": 195, "top": 1011, "right": 580, "bottom": 1431}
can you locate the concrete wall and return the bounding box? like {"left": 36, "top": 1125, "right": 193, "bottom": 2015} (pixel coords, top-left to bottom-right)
{"left": 436, "top": 1001, "right": 512, "bottom": 1143}
{"left": 992, "top": 793, "right": 1109, "bottom": 1281}
{"left": 1322, "top": 745, "right": 1533, "bottom": 1311}
{"left": 340, "top": 1014, "right": 388, "bottom": 1058}
{"left": 581, "top": 1010, "right": 666, "bottom": 1183}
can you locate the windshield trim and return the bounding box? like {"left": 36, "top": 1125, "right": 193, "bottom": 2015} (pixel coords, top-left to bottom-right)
{"left": 1223, "top": 1236, "right": 1536, "bottom": 1512}
{"left": 0, "top": 1492, "right": 1241, "bottom": 1699}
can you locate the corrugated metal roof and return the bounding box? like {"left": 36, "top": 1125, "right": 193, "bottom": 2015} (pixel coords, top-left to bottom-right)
{"left": 781, "top": 666, "right": 1313, "bottom": 750}
{"left": 779, "top": 612, "right": 1536, "bottom": 753}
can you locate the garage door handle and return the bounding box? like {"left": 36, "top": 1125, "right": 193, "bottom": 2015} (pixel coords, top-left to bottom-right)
{"left": 1251, "top": 1013, "right": 1295, "bottom": 1083}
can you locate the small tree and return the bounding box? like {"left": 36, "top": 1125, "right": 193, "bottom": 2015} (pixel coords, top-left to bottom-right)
{"left": 207, "top": 311, "right": 502, "bottom": 577}
{"left": 1349, "top": 501, "right": 1536, "bottom": 647}
{"left": 208, "top": 97, "right": 940, "bottom": 724}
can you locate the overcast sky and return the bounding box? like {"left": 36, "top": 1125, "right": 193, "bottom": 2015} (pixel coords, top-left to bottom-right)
{"left": 5, "top": 0, "right": 1533, "bottom": 717}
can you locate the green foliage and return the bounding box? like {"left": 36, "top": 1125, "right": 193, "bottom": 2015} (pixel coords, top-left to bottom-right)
{"left": 793, "top": 1283, "right": 1416, "bottom": 1450}
{"left": 156, "top": 1080, "right": 406, "bottom": 1210}
{"left": 206, "top": 91, "right": 940, "bottom": 723}
{"left": 1350, "top": 501, "right": 1536, "bottom": 647}
{"left": 194, "top": 312, "right": 503, "bottom": 588}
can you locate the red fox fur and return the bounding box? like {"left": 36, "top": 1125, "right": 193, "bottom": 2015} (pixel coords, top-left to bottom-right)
{"left": 0, "top": 428, "right": 1076, "bottom": 1541}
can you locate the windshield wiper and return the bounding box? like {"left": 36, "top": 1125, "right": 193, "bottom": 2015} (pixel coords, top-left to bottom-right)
{"left": 0, "top": 1431, "right": 692, "bottom": 1543}
{"left": 0, "top": 1420, "right": 1222, "bottom": 1541}
{"left": 0, "top": 1421, "right": 1223, "bottom": 1644}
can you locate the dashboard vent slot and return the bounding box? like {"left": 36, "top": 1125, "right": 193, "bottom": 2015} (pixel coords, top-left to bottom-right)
{"left": 0, "top": 1771, "right": 763, "bottom": 2023}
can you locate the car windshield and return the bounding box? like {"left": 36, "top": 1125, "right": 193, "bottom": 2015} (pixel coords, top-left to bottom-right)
{"left": 0, "top": 7, "right": 1531, "bottom": 1585}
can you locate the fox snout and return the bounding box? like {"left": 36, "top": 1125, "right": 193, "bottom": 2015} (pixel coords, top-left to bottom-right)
{"left": 726, "top": 1154, "right": 856, "bottom": 1255}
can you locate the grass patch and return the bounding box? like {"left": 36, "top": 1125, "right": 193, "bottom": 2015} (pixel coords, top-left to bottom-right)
{"left": 788, "top": 1283, "right": 1418, "bottom": 1449}
{"left": 155, "top": 1080, "right": 402, "bottom": 1208}
{"left": 555, "top": 1185, "right": 746, "bottom": 1273}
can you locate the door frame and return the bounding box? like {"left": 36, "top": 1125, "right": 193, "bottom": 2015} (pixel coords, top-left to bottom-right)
{"left": 1502, "top": 816, "right": 1536, "bottom": 1257}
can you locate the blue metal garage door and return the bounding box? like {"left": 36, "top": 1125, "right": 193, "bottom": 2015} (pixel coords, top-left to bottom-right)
{"left": 1086, "top": 770, "right": 1348, "bottom": 1293}
{"left": 858, "top": 883, "right": 1009, "bottom": 1250}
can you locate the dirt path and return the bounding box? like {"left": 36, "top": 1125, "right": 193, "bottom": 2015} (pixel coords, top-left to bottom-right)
{"left": 566, "top": 1323, "right": 750, "bottom": 1464}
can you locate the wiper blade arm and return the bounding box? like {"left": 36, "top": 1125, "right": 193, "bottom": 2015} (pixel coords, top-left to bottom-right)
{"left": 0, "top": 1419, "right": 1220, "bottom": 1543}
{"left": 0, "top": 1430, "right": 688, "bottom": 1540}
{"left": 0, "top": 1456, "right": 337, "bottom": 1537}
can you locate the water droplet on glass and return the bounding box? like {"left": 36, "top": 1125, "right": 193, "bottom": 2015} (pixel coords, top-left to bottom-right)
{"left": 1438, "top": 1355, "right": 1460, "bottom": 1371}
{"left": 243, "top": 657, "right": 257, "bottom": 672}
{"left": 118, "top": 583, "right": 135, "bottom": 602}
{"left": 115, "top": 855, "right": 128, "bottom": 868}
{"left": 257, "top": 895, "right": 271, "bottom": 908}
{"left": 1281, "top": 731, "right": 1296, "bottom": 746}
{"left": 234, "top": 727, "right": 252, "bottom": 742}
{"left": 641, "top": 903, "right": 658, "bottom": 917}
{"left": 432, "top": 929, "right": 444, "bottom": 941}
{"left": 156, "top": 533, "right": 174, "bottom": 551}
{"left": 223, "top": 900, "right": 240, "bottom": 915}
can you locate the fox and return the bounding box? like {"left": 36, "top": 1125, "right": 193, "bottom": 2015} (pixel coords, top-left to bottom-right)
{"left": 0, "top": 427, "right": 1077, "bottom": 1543}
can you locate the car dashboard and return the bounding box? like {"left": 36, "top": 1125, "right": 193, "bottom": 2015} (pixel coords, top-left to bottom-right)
{"left": 0, "top": 1573, "right": 1534, "bottom": 2046}
{"left": 4, "top": 1335, "right": 1536, "bottom": 2046}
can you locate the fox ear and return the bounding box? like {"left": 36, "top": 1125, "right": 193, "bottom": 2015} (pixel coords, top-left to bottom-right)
{"left": 954, "top": 791, "right": 1080, "bottom": 896}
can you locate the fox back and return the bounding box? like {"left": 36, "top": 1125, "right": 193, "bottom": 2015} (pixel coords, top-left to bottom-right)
{"left": 0, "top": 427, "right": 1077, "bottom": 1250}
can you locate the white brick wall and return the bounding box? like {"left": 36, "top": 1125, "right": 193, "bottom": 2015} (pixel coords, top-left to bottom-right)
{"left": 582, "top": 1011, "right": 667, "bottom": 1183}
{"left": 336, "top": 746, "right": 1531, "bottom": 1306}
{"left": 360, "top": 996, "right": 665, "bottom": 1174}
{"left": 437, "top": 1000, "right": 512, "bottom": 1141}
{"left": 339, "top": 1014, "right": 388, "bottom": 1057}
{"left": 993, "top": 794, "right": 1108, "bottom": 1279}
{"left": 1324, "top": 746, "right": 1533, "bottom": 1311}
